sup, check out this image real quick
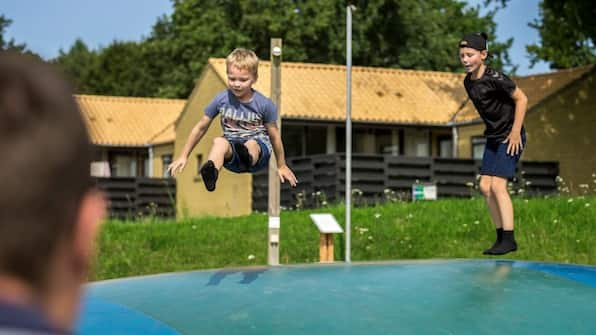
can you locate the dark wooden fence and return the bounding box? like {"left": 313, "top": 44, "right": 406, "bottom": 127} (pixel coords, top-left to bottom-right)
{"left": 252, "top": 154, "right": 559, "bottom": 211}
{"left": 94, "top": 177, "right": 176, "bottom": 219}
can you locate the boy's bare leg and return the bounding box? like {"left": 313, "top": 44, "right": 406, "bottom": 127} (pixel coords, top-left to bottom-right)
{"left": 479, "top": 176, "right": 503, "bottom": 229}
{"left": 244, "top": 139, "right": 262, "bottom": 166}
{"left": 207, "top": 137, "right": 233, "bottom": 170}
{"left": 479, "top": 175, "right": 504, "bottom": 255}
{"left": 201, "top": 137, "right": 233, "bottom": 192}
{"left": 491, "top": 177, "right": 513, "bottom": 231}
{"left": 488, "top": 176, "right": 517, "bottom": 255}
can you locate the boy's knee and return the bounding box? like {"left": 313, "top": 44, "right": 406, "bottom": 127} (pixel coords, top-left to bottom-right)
{"left": 490, "top": 181, "right": 508, "bottom": 196}
{"left": 479, "top": 183, "right": 491, "bottom": 197}
{"left": 212, "top": 137, "right": 229, "bottom": 147}
{"left": 479, "top": 179, "right": 492, "bottom": 197}
{"left": 244, "top": 140, "right": 261, "bottom": 153}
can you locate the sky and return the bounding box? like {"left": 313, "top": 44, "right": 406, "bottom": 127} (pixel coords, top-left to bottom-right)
{"left": 2, "top": 0, "right": 550, "bottom": 75}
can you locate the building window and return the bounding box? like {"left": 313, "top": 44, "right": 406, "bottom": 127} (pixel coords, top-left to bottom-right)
{"left": 111, "top": 154, "right": 137, "bottom": 177}
{"left": 404, "top": 129, "right": 429, "bottom": 157}
{"left": 305, "top": 126, "right": 327, "bottom": 155}
{"left": 438, "top": 136, "right": 453, "bottom": 158}
{"left": 282, "top": 125, "right": 305, "bottom": 157}
{"left": 144, "top": 157, "right": 151, "bottom": 177}
{"left": 162, "top": 154, "right": 173, "bottom": 178}
{"left": 375, "top": 129, "right": 395, "bottom": 154}
{"left": 471, "top": 137, "right": 486, "bottom": 160}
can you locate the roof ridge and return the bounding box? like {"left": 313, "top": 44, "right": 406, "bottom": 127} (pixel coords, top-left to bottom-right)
{"left": 75, "top": 94, "right": 186, "bottom": 104}
{"left": 148, "top": 122, "right": 175, "bottom": 144}
{"left": 208, "top": 57, "right": 465, "bottom": 78}
{"left": 516, "top": 64, "right": 595, "bottom": 79}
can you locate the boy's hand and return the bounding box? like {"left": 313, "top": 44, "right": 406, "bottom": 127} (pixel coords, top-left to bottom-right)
{"left": 503, "top": 131, "right": 523, "bottom": 156}
{"left": 278, "top": 165, "right": 298, "bottom": 187}
{"left": 167, "top": 157, "right": 188, "bottom": 176}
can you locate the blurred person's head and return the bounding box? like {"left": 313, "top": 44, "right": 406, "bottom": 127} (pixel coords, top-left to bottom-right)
{"left": 0, "top": 51, "right": 106, "bottom": 332}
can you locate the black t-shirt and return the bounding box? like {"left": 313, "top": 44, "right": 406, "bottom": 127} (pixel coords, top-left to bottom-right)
{"left": 464, "top": 67, "right": 519, "bottom": 140}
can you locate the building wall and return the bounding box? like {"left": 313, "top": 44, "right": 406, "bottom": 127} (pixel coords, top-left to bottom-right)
{"left": 457, "top": 71, "right": 596, "bottom": 191}
{"left": 456, "top": 122, "right": 484, "bottom": 159}
{"left": 522, "top": 71, "right": 596, "bottom": 191}
{"left": 152, "top": 143, "right": 174, "bottom": 178}
{"left": 174, "top": 67, "right": 253, "bottom": 218}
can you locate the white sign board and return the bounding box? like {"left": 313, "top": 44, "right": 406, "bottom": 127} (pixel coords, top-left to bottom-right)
{"left": 310, "top": 214, "right": 344, "bottom": 234}
{"left": 412, "top": 183, "right": 437, "bottom": 201}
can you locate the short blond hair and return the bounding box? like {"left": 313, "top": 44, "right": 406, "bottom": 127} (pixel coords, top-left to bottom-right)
{"left": 226, "top": 48, "right": 259, "bottom": 77}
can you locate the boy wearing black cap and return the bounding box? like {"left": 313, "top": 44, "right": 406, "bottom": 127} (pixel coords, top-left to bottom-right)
{"left": 459, "top": 32, "right": 528, "bottom": 255}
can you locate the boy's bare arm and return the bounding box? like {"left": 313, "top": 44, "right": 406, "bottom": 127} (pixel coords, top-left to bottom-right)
{"left": 168, "top": 115, "right": 213, "bottom": 175}
{"left": 511, "top": 87, "right": 528, "bottom": 133}
{"left": 266, "top": 123, "right": 298, "bottom": 187}
{"left": 504, "top": 87, "right": 528, "bottom": 155}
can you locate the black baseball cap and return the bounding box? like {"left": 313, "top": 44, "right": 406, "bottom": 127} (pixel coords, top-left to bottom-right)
{"left": 459, "top": 32, "right": 488, "bottom": 51}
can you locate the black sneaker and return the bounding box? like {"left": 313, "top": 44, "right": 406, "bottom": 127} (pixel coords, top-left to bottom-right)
{"left": 233, "top": 142, "right": 252, "bottom": 170}
{"left": 483, "top": 241, "right": 501, "bottom": 255}
{"left": 483, "top": 228, "right": 504, "bottom": 255}
{"left": 200, "top": 160, "right": 218, "bottom": 192}
{"left": 489, "top": 240, "right": 517, "bottom": 255}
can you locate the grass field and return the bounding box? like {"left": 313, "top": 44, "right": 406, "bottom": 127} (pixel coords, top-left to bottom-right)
{"left": 93, "top": 195, "right": 595, "bottom": 281}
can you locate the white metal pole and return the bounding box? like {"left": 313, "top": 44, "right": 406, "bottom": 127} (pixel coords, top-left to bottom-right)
{"left": 345, "top": 5, "right": 354, "bottom": 263}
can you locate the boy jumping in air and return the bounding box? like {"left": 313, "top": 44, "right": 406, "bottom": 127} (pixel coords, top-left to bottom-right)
{"left": 168, "top": 48, "right": 297, "bottom": 191}
{"left": 459, "top": 33, "right": 528, "bottom": 255}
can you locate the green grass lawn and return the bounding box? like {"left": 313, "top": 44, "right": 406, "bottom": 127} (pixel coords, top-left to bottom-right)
{"left": 92, "top": 196, "right": 595, "bottom": 281}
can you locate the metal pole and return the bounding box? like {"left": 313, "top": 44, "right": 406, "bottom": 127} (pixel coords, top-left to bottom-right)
{"left": 268, "top": 38, "right": 282, "bottom": 266}
{"left": 345, "top": 5, "right": 354, "bottom": 263}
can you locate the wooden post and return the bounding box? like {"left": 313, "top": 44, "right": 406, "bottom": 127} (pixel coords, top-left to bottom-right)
{"left": 310, "top": 214, "right": 342, "bottom": 263}
{"left": 319, "top": 233, "right": 334, "bottom": 262}
{"left": 268, "top": 38, "right": 282, "bottom": 266}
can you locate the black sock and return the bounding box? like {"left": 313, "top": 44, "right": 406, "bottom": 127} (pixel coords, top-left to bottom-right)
{"left": 503, "top": 230, "right": 515, "bottom": 243}
{"left": 496, "top": 228, "right": 504, "bottom": 242}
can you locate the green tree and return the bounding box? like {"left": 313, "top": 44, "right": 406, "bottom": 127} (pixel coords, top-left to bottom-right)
{"left": 1, "top": 15, "right": 25, "bottom": 51}
{"left": 53, "top": 39, "right": 98, "bottom": 93}
{"left": 527, "top": 0, "right": 596, "bottom": 69}
{"left": 50, "top": 0, "right": 515, "bottom": 98}
{"left": 0, "top": 14, "right": 41, "bottom": 59}
{"left": 143, "top": 0, "right": 514, "bottom": 98}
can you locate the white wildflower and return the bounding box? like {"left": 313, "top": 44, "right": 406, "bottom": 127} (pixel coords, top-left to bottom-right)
{"left": 247, "top": 254, "right": 255, "bottom": 260}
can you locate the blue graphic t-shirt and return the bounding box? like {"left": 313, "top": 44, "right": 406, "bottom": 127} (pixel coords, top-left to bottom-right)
{"left": 204, "top": 89, "right": 277, "bottom": 152}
